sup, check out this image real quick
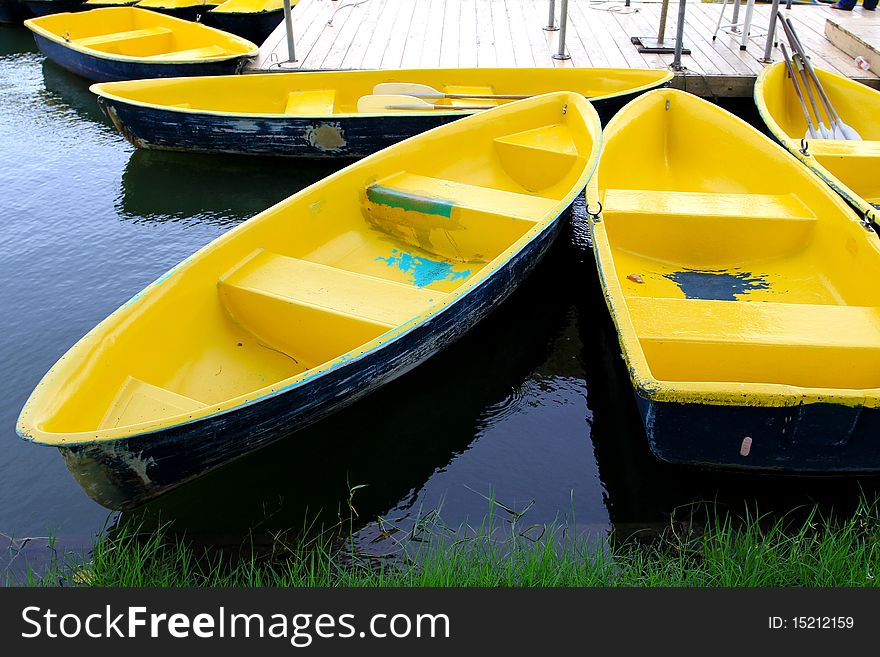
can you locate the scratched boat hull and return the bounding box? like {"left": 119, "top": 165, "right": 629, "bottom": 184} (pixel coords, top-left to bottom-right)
{"left": 592, "top": 89, "right": 880, "bottom": 472}
{"left": 18, "top": 92, "right": 601, "bottom": 509}
{"left": 90, "top": 67, "right": 672, "bottom": 158}
{"left": 755, "top": 62, "right": 880, "bottom": 223}
{"left": 201, "top": 8, "right": 282, "bottom": 45}
{"left": 25, "top": 7, "right": 258, "bottom": 82}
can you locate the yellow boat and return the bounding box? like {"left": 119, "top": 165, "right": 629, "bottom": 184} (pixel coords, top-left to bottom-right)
{"left": 591, "top": 88, "right": 880, "bottom": 472}
{"left": 90, "top": 66, "right": 671, "bottom": 158}
{"left": 202, "top": 0, "right": 285, "bottom": 45}
{"left": 755, "top": 61, "right": 880, "bottom": 220}
{"left": 24, "top": 7, "right": 258, "bottom": 82}
{"left": 135, "top": 0, "right": 218, "bottom": 21}
{"left": 17, "top": 91, "right": 601, "bottom": 509}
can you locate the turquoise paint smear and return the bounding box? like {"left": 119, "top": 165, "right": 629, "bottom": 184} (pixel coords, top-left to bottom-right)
{"left": 366, "top": 185, "right": 454, "bottom": 218}
{"left": 376, "top": 249, "right": 472, "bottom": 287}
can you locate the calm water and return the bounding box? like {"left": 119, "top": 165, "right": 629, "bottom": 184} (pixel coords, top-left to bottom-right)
{"left": 2, "top": 25, "right": 879, "bottom": 571}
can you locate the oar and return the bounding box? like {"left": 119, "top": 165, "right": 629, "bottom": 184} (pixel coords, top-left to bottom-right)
{"left": 784, "top": 17, "right": 861, "bottom": 140}
{"left": 780, "top": 43, "right": 821, "bottom": 140}
{"left": 778, "top": 16, "right": 834, "bottom": 139}
{"left": 373, "top": 82, "right": 529, "bottom": 100}
{"left": 356, "top": 95, "right": 494, "bottom": 113}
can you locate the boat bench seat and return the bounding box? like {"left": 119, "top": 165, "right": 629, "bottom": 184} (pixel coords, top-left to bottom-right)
{"left": 99, "top": 376, "right": 206, "bottom": 430}
{"left": 494, "top": 124, "right": 581, "bottom": 191}
{"left": 284, "top": 90, "right": 336, "bottom": 115}
{"left": 603, "top": 189, "right": 817, "bottom": 222}
{"left": 629, "top": 297, "right": 880, "bottom": 388}
{"left": 76, "top": 27, "right": 173, "bottom": 48}
{"left": 145, "top": 45, "right": 231, "bottom": 61}
{"left": 602, "top": 189, "right": 818, "bottom": 266}
{"left": 218, "top": 249, "right": 445, "bottom": 365}
{"left": 363, "top": 172, "right": 557, "bottom": 261}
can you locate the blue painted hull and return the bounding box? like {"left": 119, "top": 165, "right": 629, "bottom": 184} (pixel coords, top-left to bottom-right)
{"left": 58, "top": 210, "right": 569, "bottom": 509}
{"left": 634, "top": 394, "right": 880, "bottom": 473}
{"left": 137, "top": 5, "right": 208, "bottom": 21}
{"left": 33, "top": 32, "right": 253, "bottom": 81}
{"left": 0, "top": 0, "right": 31, "bottom": 22}
{"left": 97, "top": 91, "right": 646, "bottom": 159}
{"left": 24, "top": 0, "right": 82, "bottom": 15}
{"left": 202, "top": 8, "right": 282, "bottom": 45}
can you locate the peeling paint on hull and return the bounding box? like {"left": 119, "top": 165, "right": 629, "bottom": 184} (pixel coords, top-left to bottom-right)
{"left": 57, "top": 212, "right": 569, "bottom": 510}
{"left": 32, "top": 33, "right": 253, "bottom": 82}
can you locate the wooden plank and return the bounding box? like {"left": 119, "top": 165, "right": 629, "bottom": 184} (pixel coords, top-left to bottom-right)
{"left": 400, "top": 0, "right": 431, "bottom": 68}
{"left": 825, "top": 17, "right": 880, "bottom": 75}
{"left": 490, "top": 0, "right": 518, "bottom": 66}
{"left": 475, "top": 0, "right": 497, "bottom": 67}
{"left": 341, "top": 0, "right": 387, "bottom": 68}
{"left": 301, "top": 1, "right": 359, "bottom": 70}
{"left": 320, "top": 2, "right": 371, "bottom": 69}
{"left": 458, "top": 0, "right": 479, "bottom": 67}
{"left": 503, "top": 0, "right": 536, "bottom": 67}
{"left": 439, "top": 0, "right": 460, "bottom": 67}
{"left": 381, "top": 0, "right": 418, "bottom": 68}
{"left": 361, "top": 0, "right": 401, "bottom": 69}
{"left": 421, "top": 0, "right": 447, "bottom": 68}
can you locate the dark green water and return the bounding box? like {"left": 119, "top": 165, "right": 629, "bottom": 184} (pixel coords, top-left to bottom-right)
{"left": 2, "top": 25, "right": 879, "bottom": 572}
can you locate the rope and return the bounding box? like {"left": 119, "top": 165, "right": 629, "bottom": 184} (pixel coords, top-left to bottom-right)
{"left": 328, "top": 0, "right": 371, "bottom": 26}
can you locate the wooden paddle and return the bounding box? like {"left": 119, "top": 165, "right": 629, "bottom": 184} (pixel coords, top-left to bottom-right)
{"left": 781, "top": 16, "right": 862, "bottom": 141}
{"left": 373, "top": 82, "right": 529, "bottom": 100}
{"left": 357, "top": 95, "right": 494, "bottom": 112}
{"left": 780, "top": 43, "right": 822, "bottom": 141}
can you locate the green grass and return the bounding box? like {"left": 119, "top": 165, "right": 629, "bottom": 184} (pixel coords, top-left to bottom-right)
{"left": 17, "top": 498, "right": 880, "bottom": 587}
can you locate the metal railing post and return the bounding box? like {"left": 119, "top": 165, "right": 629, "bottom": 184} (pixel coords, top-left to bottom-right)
{"left": 671, "top": 0, "right": 687, "bottom": 71}
{"left": 283, "top": 0, "right": 296, "bottom": 62}
{"left": 553, "top": 0, "right": 571, "bottom": 59}
{"left": 759, "top": 0, "right": 782, "bottom": 62}
{"left": 544, "top": 0, "right": 558, "bottom": 31}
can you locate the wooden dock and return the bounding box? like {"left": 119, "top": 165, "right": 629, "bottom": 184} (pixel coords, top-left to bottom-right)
{"left": 251, "top": 0, "right": 880, "bottom": 96}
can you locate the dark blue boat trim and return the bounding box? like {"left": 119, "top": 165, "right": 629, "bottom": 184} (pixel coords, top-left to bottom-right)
{"left": 57, "top": 210, "right": 571, "bottom": 509}
{"left": 96, "top": 87, "right": 644, "bottom": 159}
{"left": 633, "top": 393, "right": 880, "bottom": 473}
{"left": 32, "top": 33, "right": 253, "bottom": 82}
{"left": 202, "top": 8, "right": 283, "bottom": 46}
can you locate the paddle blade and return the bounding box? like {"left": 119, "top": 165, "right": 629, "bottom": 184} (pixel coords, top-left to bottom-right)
{"left": 357, "top": 94, "right": 433, "bottom": 113}
{"left": 373, "top": 82, "right": 443, "bottom": 98}
{"left": 840, "top": 123, "right": 863, "bottom": 141}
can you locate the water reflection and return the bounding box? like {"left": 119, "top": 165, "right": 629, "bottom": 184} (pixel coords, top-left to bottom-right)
{"left": 119, "top": 150, "right": 343, "bottom": 225}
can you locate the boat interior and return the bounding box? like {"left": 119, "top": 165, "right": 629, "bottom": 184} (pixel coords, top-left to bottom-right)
{"left": 760, "top": 62, "right": 880, "bottom": 205}
{"left": 28, "top": 94, "right": 595, "bottom": 440}
{"left": 29, "top": 7, "right": 256, "bottom": 59}
{"left": 598, "top": 89, "right": 880, "bottom": 391}
{"left": 91, "top": 68, "right": 672, "bottom": 115}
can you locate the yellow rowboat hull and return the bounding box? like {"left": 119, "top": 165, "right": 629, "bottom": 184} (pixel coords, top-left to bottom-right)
{"left": 592, "top": 88, "right": 880, "bottom": 472}
{"left": 202, "top": 0, "right": 286, "bottom": 45}
{"left": 24, "top": 7, "right": 258, "bottom": 82}
{"left": 90, "top": 67, "right": 670, "bottom": 158}
{"left": 755, "top": 61, "right": 880, "bottom": 222}
{"left": 17, "top": 92, "right": 601, "bottom": 509}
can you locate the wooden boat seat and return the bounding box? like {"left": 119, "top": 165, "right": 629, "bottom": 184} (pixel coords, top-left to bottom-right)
{"left": 494, "top": 124, "right": 580, "bottom": 191}
{"left": 99, "top": 376, "right": 206, "bottom": 430}
{"left": 219, "top": 249, "right": 445, "bottom": 365}
{"left": 145, "top": 45, "right": 231, "bottom": 60}
{"left": 602, "top": 189, "right": 818, "bottom": 266}
{"left": 75, "top": 26, "right": 173, "bottom": 48}
{"left": 363, "top": 172, "right": 555, "bottom": 261}
{"left": 628, "top": 297, "right": 880, "bottom": 387}
{"left": 284, "top": 90, "right": 336, "bottom": 115}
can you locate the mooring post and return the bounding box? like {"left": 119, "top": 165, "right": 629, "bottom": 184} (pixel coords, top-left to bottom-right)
{"left": 672, "top": 0, "right": 687, "bottom": 70}
{"left": 544, "top": 0, "right": 558, "bottom": 31}
{"left": 759, "top": 0, "right": 782, "bottom": 63}
{"left": 283, "top": 0, "right": 296, "bottom": 62}
{"left": 553, "top": 0, "right": 571, "bottom": 59}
